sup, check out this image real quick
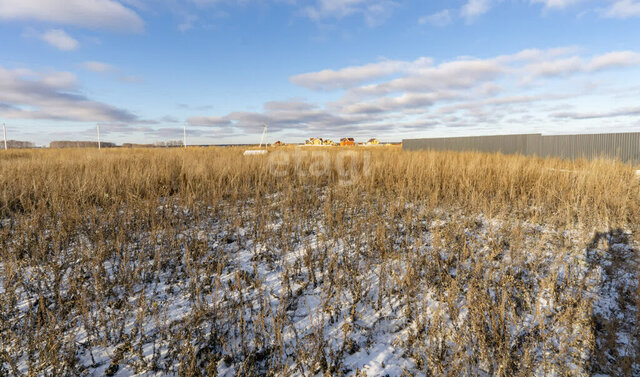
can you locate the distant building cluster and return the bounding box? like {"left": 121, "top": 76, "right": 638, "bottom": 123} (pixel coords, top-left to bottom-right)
{"left": 0, "top": 138, "right": 388, "bottom": 149}
{"left": 301, "top": 137, "right": 379, "bottom": 147}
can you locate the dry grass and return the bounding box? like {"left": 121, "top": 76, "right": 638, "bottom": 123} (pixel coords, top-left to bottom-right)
{"left": 0, "top": 146, "right": 638, "bottom": 376}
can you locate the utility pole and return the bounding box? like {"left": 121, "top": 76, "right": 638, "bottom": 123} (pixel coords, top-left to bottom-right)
{"left": 97, "top": 124, "right": 101, "bottom": 150}
{"left": 259, "top": 124, "right": 268, "bottom": 148}
{"left": 2, "top": 123, "right": 7, "bottom": 150}
{"left": 183, "top": 123, "right": 187, "bottom": 148}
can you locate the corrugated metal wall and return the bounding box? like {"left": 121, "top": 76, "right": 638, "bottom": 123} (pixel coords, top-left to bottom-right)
{"left": 402, "top": 132, "right": 640, "bottom": 163}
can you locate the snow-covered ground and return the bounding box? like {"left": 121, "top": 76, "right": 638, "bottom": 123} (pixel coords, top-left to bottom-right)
{"left": 0, "top": 202, "right": 638, "bottom": 376}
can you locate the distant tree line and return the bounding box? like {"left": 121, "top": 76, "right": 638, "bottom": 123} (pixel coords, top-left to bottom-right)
{"left": 154, "top": 140, "right": 184, "bottom": 147}
{"left": 4, "top": 140, "right": 36, "bottom": 149}
{"left": 122, "top": 143, "right": 156, "bottom": 148}
{"left": 122, "top": 141, "right": 185, "bottom": 148}
{"left": 49, "top": 141, "right": 116, "bottom": 148}
{"left": 48, "top": 140, "right": 185, "bottom": 148}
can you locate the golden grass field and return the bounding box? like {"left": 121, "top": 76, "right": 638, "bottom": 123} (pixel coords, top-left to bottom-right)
{"left": 0, "top": 146, "right": 639, "bottom": 376}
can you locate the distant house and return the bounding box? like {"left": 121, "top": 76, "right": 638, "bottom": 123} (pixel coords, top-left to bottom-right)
{"left": 340, "top": 138, "right": 355, "bottom": 146}
{"left": 323, "top": 139, "right": 336, "bottom": 146}
{"left": 306, "top": 137, "right": 323, "bottom": 145}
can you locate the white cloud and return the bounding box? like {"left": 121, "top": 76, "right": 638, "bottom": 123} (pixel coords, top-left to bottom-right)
{"left": 419, "top": 9, "right": 452, "bottom": 27}
{"left": 293, "top": 49, "right": 640, "bottom": 100}
{"left": 82, "top": 61, "right": 116, "bottom": 73}
{"left": 0, "top": 65, "right": 137, "bottom": 122}
{"left": 349, "top": 58, "right": 507, "bottom": 97}
{"left": 40, "top": 29, "right": 79, "bottom": 51}
{"left": 188, "top": 116, "right": 232, "bottom": 128}
{"left": 302, "top": 0, "right": 397, "bottom": 26}
{"left": 304, "top": 0, "right": 367, "bottom": 19}
{"left": 264, "top": 101, "right": 319, "bottom": 112}
{"left": 188, "top": 100, "right": 369, "bottom": 135}
{"left": 460, "top": 0, "right": 495, "bottom": 21}
{"left": 340, "top": 92, "right": 451, "bottom": 114}
{"left": 363, "top": 0, "right": 396, "bottom": 26}
{"left": 587, "top": 51, "right": 640, "bottom": 70}
{"left": 0, "top": 0, "right": 144, "bottom": 32}
{"left": 41, "top": 71, "right": 78, "bottom": 88}
{"left": 524, "top": 51, "right": 640, "bottom": 78}
{"left": 438, "top": 93, "right": 574, "bottom": 114}
{"left": 494, "top": 47, "right": 582, "bottom": 63}
{"left": 531, "top": 0, "right": 587, "bottom": 9}
{"left": 524, "top": 57, "right": 583, "bottom": 77}
{"left": 553, "top": 106, "right": 640, "bottom": 119}
{"left": 442, "top": 0, "right": 640, "bottom": 24}
{"left": 603, "top": 0, "right": 640, "bottom": 18}
{"left": 438, "top": 0, "right": 600, "bottom": 23}
{"left": 290, "top": 58, "right": 433, "bottom": 90}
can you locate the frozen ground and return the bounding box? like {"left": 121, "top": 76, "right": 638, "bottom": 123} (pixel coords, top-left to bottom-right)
{"left": 0, "top": 202, "right": 638, "bottom": 376}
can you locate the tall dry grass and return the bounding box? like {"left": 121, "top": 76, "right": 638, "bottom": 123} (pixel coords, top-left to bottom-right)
{"left": 0, "top": 146, "right": 638, "bottom": 376}
{"left": 2, "top": 147, "right": 638, "bottom": 225}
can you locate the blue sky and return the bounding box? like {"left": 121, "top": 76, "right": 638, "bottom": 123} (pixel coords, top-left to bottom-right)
{"left": 1, "top": 0, "right": 640, "bottom": 145}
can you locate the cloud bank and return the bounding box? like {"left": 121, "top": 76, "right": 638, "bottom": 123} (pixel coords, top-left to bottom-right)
{"left": 189, "top": 48, "right": 640, "bottom": 139}
{"left": 0, "top": 65, "right": 138, "bottom": 122}
{"left": 0, "top": 0, "right": 144, "bottom": 32}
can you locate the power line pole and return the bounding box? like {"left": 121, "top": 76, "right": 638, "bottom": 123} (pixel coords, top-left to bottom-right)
{"left": 259, "top": 124, "right": 268, "bottom": 148}
{"left": 2, "top": 123, "right": 7, "bottom": 150}
{"left": 97, "top": 124, "right": 101, "bottom": 150}
{"left": 183, "top": 123, "right": 187, "bottom": 148}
